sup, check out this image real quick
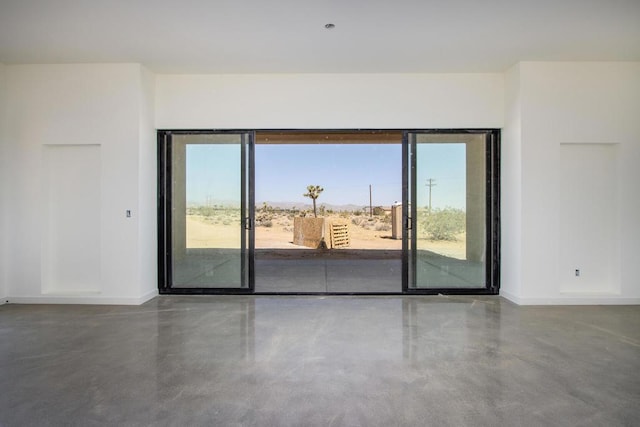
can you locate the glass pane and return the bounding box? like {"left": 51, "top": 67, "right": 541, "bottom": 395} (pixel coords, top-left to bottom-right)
{"left": 170, "top": 134, "right": 247, "bottom": 288}
{"left": 410, "top": 133, "right": 486, "bottom": 288}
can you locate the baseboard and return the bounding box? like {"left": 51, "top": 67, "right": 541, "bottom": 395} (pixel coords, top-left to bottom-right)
{"left": 6, "top": 290, "right": 158, "bottom": 306}
{"left": 138, "top": 289, "right": 159, "bottom": 304}
{"left": 499, "top": 291, "right": 640, "bottom": 306}
{"left": 499, "top": 290, "right": 522, "bottom": 305}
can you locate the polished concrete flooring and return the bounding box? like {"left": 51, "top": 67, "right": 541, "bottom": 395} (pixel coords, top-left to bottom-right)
{"left": 1, "top": 296, "right": 639, "bottom": 426}
{"left": 255, "top": 258, "right": 401, "bottom": 292}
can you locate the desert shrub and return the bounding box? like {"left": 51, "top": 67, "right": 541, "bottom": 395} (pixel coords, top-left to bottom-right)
{"left": 419, "top": 207, "right": 465, "bottom": 241}
{"left": 279, "top": 219, "right": 292, "bottom": 227}
{"left": 372, "top": 206, "right": 385, "bottom": 216}
{"left": 255, "top": 212, "right": 274, "bottom": 227}
{"left": 375, "top": 223, "right": 391, "bottom": 231}
{"left": 361, "top": 219, "right": 376, "bottom": 230}
{"left": 192, "top": 206, "right": 216, "bottom": 217}
{"left": 351, "top": 217, "right": 368, "bottom": 226}
{"left": 261, "top": 202, "right": 272, "bottom": 213}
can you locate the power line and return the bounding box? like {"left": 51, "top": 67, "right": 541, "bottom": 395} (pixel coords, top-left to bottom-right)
{"left": 426, "top": 179, "right": 436, "bottom": 212}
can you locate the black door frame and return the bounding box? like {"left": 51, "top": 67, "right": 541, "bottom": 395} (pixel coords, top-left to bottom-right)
{"left": 157, "top": 130, "right": 255, "bottom": 294}
{"left": 158, "top": 129, "right": 500, "bottom": 295}
{"left": 402, "top": 129, "right": 500, "bottom": 295}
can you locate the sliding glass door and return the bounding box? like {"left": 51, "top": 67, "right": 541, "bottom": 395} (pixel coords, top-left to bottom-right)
{"left": 158, "top": 129, "right": 498, "bottom": 295}
{"left": 404, "top": 131, "right": 499, "bottom": 293}
{"left": 158, "top": 131, "right": 254, "bottom": 292}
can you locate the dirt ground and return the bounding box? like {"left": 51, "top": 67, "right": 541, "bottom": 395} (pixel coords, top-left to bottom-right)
{"left": 186, "top": 213, "right": 466, "bottom": 259}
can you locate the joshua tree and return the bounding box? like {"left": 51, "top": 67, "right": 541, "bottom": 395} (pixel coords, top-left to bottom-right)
{"left": 303, "top": 185, "right": 324, "bottom": 218}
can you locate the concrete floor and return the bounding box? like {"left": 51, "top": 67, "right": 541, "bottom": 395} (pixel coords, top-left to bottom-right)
{"left": 175, "top": 248, "right": 484, "bottom": 292}
{"left": 255, "top": 258, "right": 402, "bottom": 292}
{"left": 255, "top": 252, "right": 482, "bottom": 292}
{"left": 1, "top": 296, "right": 639, "bottom": 426}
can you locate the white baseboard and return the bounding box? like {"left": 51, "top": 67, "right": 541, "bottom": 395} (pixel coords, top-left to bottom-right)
{"left": 499, "top": 290, "right": 640, "bottom": 305}
{"left": 138, "top": 289, "right": 159, "bottom": 304}
{"left": 6, "top": 290, "right": 158, "bottom": 306}
{"left": 499, "top": 290, "right": 522, "bottom": 305}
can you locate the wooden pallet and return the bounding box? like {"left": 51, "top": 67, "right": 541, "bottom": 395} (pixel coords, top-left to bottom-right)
{"left": 330, "top": 222, "right": 350, "bottom": 248}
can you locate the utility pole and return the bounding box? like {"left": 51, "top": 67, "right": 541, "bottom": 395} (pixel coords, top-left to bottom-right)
{"left": 426, "top": 179, "right": 436, "bottom": 212}
{"left": 369, "top": 184, "right": 373, "bottom": 217}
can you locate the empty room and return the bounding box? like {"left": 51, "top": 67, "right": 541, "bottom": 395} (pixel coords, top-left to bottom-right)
{"left": 1, "top": 1, "right": 639, "bottom": 426}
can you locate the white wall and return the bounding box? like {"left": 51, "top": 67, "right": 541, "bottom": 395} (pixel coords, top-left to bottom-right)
{"left": 138, "top": 66, "right": 157, "bottom": 298}
{"left": 3, "top": 64, "right": 156, "bottom": 304}
{"left": 0, "top": 63, "right": 6, "bottom": 303}
{"left": 3, "top": 62, "right": 637, "bottom": 305}
{"left": 41, "top": 144, "right": 102, "bottom": 294}
{"left": 500, "top": 64, "right": 523, "bottom": 302}
{"left": 503, "top": 62, "right": 640, "bottom": 304}
{"left": 156, "top": 73, "right": 505, "bottom": 129}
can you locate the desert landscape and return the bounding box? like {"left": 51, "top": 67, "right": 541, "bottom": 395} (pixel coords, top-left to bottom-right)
{"left": 185, "top": 206, "right": 467, "bottom": 260}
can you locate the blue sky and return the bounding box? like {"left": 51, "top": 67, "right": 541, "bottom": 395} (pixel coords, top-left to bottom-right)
{"left": 186, "top": 143, "right": 466, "bottom": 209}
{"left": 255, "top": 144, "right": 402, "bottom": 207}
{"left": 186, "top": 144, "right": 241, "bottom": 206}
{"left": 415, "top": 144, "right": 466, "bottom": 210}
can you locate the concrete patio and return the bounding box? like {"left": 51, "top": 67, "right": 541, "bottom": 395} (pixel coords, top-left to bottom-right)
{"left": 173, "top": 249, "right": 485, "bottom": 292}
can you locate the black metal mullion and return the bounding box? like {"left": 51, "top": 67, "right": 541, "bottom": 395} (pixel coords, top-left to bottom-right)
{"left": 165, "top": 133, "right": 174, "bottom": 291}
{"left": 240, "top": 133, "right": 248, "bottom": 289}
{"left": 157, "top": 132, "right": 167, "bottom": 291}
{"left": 248, "top": 131, "right": 256, "bottom": 292}
{"left": 157, "top": 132, "right": 174, "bottom": 292}
{"left": 484, "top": 132, "right": 493, "bottom": 292}
{"left": 402, "top": 131, "right": 409, "bottom": 293}
{"left": 410, "top": 134, "right": 418, "bottom": 291}
{"left": 491, "top": 130, "right": 501, "bottom": 294}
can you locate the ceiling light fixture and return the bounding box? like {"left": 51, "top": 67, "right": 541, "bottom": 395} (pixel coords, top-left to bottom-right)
{"left": 324, "top": 23, "right": 335, "bottom": 29}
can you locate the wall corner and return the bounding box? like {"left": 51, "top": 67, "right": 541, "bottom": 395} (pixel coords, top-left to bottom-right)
{"left": 0, "top": 63, "right": 7, "bottom": 303}
{"left": 500, "top": 63, "right": 523, "bottom": 301}
{"left": 137, "top": 66, "right": 158, "bottom": 299}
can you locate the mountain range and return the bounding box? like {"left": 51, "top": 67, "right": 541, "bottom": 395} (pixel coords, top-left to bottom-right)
{"left": 257, "top": 201, "right": 373, "bottom": 212}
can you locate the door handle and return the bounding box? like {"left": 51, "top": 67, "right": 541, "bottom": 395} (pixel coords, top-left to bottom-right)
{"left": 405, "top": 216, "right": 412, "bottom": 230}
{"left": 244, "top": 217, "right": 252, "bottom": 230}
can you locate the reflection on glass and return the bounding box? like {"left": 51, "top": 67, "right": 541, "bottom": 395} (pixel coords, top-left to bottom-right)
{"left": 411, "top": 134, "right": 486, "bottom": 288}
{"left": 171, "top": 134, "right": 246, "bottom": 288}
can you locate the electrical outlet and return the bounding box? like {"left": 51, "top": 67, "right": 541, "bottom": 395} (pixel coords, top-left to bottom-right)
{"left": 575, "top": 269, "right": 580, "bottom": 277}
{"left": 126, "top": 210, "right": 131, "bottom": 218}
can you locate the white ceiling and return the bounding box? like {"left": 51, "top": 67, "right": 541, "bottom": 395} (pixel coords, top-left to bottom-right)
{"left": 1, "top": 0, "right": 639, "bottom": 73}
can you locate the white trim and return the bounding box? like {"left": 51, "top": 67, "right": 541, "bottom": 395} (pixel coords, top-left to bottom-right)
{"left": 499, "top": 291, "right": 640, "bottom": 306}
{"left": 499, "top": 290, "right": 522, "bottom": 305}
{"left": 138, "top": 289, "right": 159, "bottom": 304}
{"left": 6, "top": 290, "right": 158, "bottom": 306}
